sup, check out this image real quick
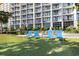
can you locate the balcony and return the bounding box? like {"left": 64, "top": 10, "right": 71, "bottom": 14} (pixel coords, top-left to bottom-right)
{"left": 27, "top": 4, "right": 33, "bottom": 9}
{"left": 27, "top": 15, "right": 33, "bottom": 19}
{"left": 43, "top": 23, "right": 50, "bottom": 28}
{"left": 52, "top": 4, "right": 60, "bottom": 10}
{"left": 27, "top": 20, "right": 33, "bottom": 24}
{"left": 35, "top": 20, "right": 41, "bottom": 23}
{"left": 21, "top": 12, "right": 26, "bottom": 15}
{"left": 15, "top": 14, "right": 20, "bottom": 16}
{"left": 43, "top": 18, "right": 50, "bottom": 23}
{"left": 63, "top": 19, "right": 73, "bottom": 21}
{"left": 52, "top": 12, "right": 61, "bottom": 16}
{"left": 52, "top": 17, "right": 62, "bottom": 22}
{"left": 35, "top": 3, "right": 41, "bottom": 7}
{"left": 42, "top": 3, "right": 50, "bottom": 6}
{"left": 35, "top": 24, "right": 41, "bottom": 28}
{"left": 35, "top": 11, "right": 41, "bottom": 13}
{"left": 77, "top": 11, "right": 79, "bottom": 13}
{"left": 63, "top": 12, "right": 73, "bottom": 15}
{"left": 63, "top": 3, "right": 73, "bottom": 7}
{"left": 21, "top": 5, "right": 26, "bottom": 10}
{"left": 63, "top": 15, "right": 73, "bottom": 21}
{"left": 35, "top": 8, "right": 41, "bottom": 13}
{"left": 42, "top": 9, "right": 51, "bottom": 12}
{"left": 21, "top": 21, "right": 26, "bottom": 25}
{"left": 21, "top": 7, "right": 26, "bottom": 10}
{"left": 27, "top": 12, "right": 33, "bottom": 14}
{"left": 21, "top": 15, "right": 26, "bottom": 19}
{"left": 42, "top": 6, "right": 50, "bottom": 11}
{"left": 15, "top": 8, "right": 20, "bottom": 11}
{"left": 42, "top": 12, "right": 50, "bottom": 17}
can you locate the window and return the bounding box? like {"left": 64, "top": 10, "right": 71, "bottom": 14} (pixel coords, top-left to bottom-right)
{"left": 43, "top": 17, "right": 50, "bottom": 22}
{"left": 42, "top": 6, "right": 50, "bottom": 11}
{"left": 15, "top": 7, "right": 20, "bottom": 10}
{"left": 35, "top": 3, "right": 41, "bottom": 6}
{"left": 35, "top": 13, "right": 41, "bottom": 17}
{"left": 35, "top": 7, "right": 41, "bottom": 12}
{"left": 52, "top": 4, "right": 59, "bottom": 8}
{"left": 63, "top": 8, "right": 73, "bottom": 14}
{"left": 77, "top": 14, "right": 79, "bottom": 19}
{"left": 52, "top": 10, "right": 59, "bottom": 15}
{"left": 63, "top": 3, "right": 73, "bottom": 7}
{"left": 27, "top": 9, "right": 33, "bottom": 13}
{"left": 35, "top": 18, "right": 41, "bottom": 23}
{"left": 21, "top": 10, "right": 26, "bottom": 14}
{"left": 21, "top": 5, "right": 26, "bottom": 9}
{"left": 21, "top": 15, "right": 26, "bottom": 19}
{"left": 27, "top": 3, "right": 33, "bottom": 8}
{"left": 27, "top": 14, "right": 33, "bottom": 18}
{"left": 53, "top": 16, "right": 61, "bottom": 21}
{"left": 15, "top": 16, "right": 20, "bottom": 19}
{"left": 63, "top": 15, "right": 73, "bottom": 20}
{"left": 43, "top": 12, "right": 50, "bottom": 16}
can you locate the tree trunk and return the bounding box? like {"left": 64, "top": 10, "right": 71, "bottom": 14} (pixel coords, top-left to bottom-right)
{"left": 0, "top": 21, "right": 3, "bottom": 34}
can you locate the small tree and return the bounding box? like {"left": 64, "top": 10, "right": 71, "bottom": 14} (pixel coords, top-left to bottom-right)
{"left": 20, "top": 26, "right": 27, "bottom": 34}
{"left": 0, "top": 11, "right": 12, "bottom": 33}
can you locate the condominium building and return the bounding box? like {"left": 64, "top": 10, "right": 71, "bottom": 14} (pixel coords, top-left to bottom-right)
{"left": 9, "top": 3, "right": 79, "bottom": 30}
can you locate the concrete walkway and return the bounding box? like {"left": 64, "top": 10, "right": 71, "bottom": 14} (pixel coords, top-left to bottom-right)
{"left": 17, "top": 33, "right": 79, "bottom": 38}
{"left": 63, "top": 33, "right": 79, "bottom": 38}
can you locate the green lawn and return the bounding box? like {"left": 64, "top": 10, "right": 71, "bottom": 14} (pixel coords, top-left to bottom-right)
{"left": 0, "top": 34, "right": 79, "bottom": 56}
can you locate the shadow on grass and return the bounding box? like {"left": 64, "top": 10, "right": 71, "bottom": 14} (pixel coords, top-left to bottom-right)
{"left": 0, "top": 39, "right": 79, "bottom": 56}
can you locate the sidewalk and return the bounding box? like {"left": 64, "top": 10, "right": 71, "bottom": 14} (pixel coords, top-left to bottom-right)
{"left": 17, "top": 33, "right": 79, "bottom": 38}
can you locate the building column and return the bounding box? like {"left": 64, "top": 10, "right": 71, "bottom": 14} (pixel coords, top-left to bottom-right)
{"left": 73, "top": 4, "right": 78, "bottom": 29}
{"left": 41, "top": 3, "right": 43, "bottom": 28}
{"left": 61, "top": 3, "right": 64, "bottom": 29}
{"left": 8, "top": 18, "right": 11, "bottom": 30}
{"left": 50, "top": 3, "right": 53, "bottom": 28}
{"left": 26, "top": 4, "right": 28, "bottom": 28}
{"left": 33, "top": 3, "right": 35, "bottom": 28}
{"left": 20, "top": 4, "right": 22, "bottom": 28}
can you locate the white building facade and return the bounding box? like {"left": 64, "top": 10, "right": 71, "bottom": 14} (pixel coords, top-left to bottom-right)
{"left": 9, "top": 3, "right": 79, "bottom": 30}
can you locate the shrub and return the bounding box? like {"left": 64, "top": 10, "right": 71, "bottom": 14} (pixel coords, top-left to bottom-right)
{"left": 40, "top": 27, "right": 46, "bottom": 31}
{"left": 53, "top": 26, "right": 62, "bottom": 30}
{"left": 27, "top": 27, "right": 32, "bottom": 31}
{"left": 65, "top": 26, "right": 78, "bottom": 33}
{"left": 16, "top": 26, "right": 27, "bottom": 35}
{"left": 45, "top": 27, "right": 49, "bottom": 30}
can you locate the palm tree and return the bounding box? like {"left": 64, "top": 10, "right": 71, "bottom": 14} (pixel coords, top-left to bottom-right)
{"left": 0, "top": 11, "right": 12, "bottom": 33}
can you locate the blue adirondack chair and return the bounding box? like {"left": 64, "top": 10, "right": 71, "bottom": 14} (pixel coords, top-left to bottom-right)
{"left": 48, "top": 30, "right": 56, "bottom": 39}
{"left": 34, "top": 31, "right": 39, "bottom": 38}
{"left": 56, "top": 30, "right": 63, "bottom": 39}
{"left": 27, "top": 31, "right": 33, "bottom": 37}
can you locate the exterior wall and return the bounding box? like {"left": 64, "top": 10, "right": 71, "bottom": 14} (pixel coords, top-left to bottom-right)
{"left": 9, "top": 3, "right": 78, "bottom": 30}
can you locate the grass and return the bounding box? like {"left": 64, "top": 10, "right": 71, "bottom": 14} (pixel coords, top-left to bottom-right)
{"left": 0, "top": 34, "right": 79, "bottom": 56}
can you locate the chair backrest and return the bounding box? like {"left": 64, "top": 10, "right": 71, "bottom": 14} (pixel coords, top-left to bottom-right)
{"left": 48, "top": 30, "right": 56, "bottom": 38}
{"left": 56, "top": 30, "right": 63, "bottom": 38}
{"left": 27, "top": 31, "right": 33, "bottom": 37}
{"left": 34, "top": 31, "right": 39, "bottom": 38}
{"left": 47, "top": 30, "right": 63, "bottom": 39}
